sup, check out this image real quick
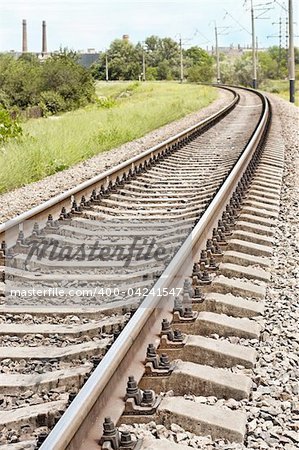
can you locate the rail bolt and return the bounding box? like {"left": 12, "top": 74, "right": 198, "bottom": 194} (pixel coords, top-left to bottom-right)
{"left": 126, "top": 376, "right": 143, "bottom": 405}
{"left": 173, "top": 330, "right": 184, "bottom": 341}
{"left": 174, "top": 297, "right": 184, "bottom": 315}
{"left": 17, "top": 230, "right": 25, "bottom": 244}
{"left": 100, "top": 417, "right": 120, "bottom": 449}
{"left": 32, "top": 222, "right": 40, "bottom": 235}
{"left": 182, "top": 306, "right": 192, "bottom": 318}
{"left": 142, "top": 390, "right": 154, "bottom": 405}
{"left": 146, "top": 343, "right": 157, "bottom": 359}
{"left": 120, "top": 430, "right": 135, "bottom": 448}
{"left": 200, "top": 250, "right": 208, "bottom": 265}
{"left": 159, "top": 354, "right": 171, "bottom": 369}
{"left": 194, "top": 286, "right": 204, "bottom": 300}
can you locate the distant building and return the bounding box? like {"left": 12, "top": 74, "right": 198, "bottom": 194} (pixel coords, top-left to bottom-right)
{"left": 77, "top": 51, "right": 100, "bottom": 68}
{"left": 1, "top": 49, "right": 100, "bottom": 68}
{"left": 1, "top": 50, "right": 50, "bottom": 61}
{"left": 208, "top": 44, "right": 268, "bottom": 57}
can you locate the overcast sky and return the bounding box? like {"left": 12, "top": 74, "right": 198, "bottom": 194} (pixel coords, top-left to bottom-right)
{"left": 0, "top": 0, "right": 298, "bottom": 53}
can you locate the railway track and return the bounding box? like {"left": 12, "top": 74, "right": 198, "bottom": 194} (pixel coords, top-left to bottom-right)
{"left": 0, "top": 86, "right": 284, "bottom": 450}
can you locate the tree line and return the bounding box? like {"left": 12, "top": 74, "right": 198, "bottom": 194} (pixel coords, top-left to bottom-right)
{"left": 91, "top": 35, "right": 214, "bottom": 82}
{"left": 0, "top": 50, "right": 95, "bottom": 117}
{"left": 91, "top": 36, "right": 298, "bottom": 86}
{"left": 0, "top": 49, "right": 95, "bottom": 143}
{"left": 220, "top": 46, "right": 299, "bottom": 86}
{"left": 0, "top": 36, "right": 298, "bottom": 143}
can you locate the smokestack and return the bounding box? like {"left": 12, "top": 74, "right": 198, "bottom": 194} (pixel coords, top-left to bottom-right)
{"left": 42, "top": 20, "right": 47, "bottom": 55}
{"left": 22, "top": 19, "right": 28, "bottom": 53}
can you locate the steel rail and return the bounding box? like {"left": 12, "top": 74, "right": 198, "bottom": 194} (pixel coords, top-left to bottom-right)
{"left": 0, "top": 86, "right": 238, "bottom": 247}
{"left": 39, "top": 87, "right": 270, "bottom": 450}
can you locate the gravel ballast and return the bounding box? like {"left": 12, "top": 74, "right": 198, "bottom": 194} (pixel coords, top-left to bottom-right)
{"left": 0, "top": 88, "right": 233, "bottom": 224}
{"left": 119, "top": 96, "right": 299, "bottom": 449}
{"left": 0, "top": 92, "right": 297, "bottom": 449}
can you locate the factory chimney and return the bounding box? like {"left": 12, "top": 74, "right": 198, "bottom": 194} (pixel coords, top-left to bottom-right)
{"left": 22, "top": 19, "right": 28, "bottom": 53}
{"left": 42, "top": 20, "right": 47, "bottom": 55}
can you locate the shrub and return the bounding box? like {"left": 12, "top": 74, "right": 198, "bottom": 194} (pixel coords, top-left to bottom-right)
{"left": 146, "top": 67, "right": 158, "bottom": 80}
{"left": 188, "top": 65, "right": 213, "bottom": 83}
{"left": 269, "top": 86, "right": 280, "bottom": 94}
{"left": 0, "top": 107, "right": 22, "bottom": 144}
{"left": 96, "top": 96, "right": 116, "bottom": 108}
{"left": 39, "top": 91, "right": 66, "bottom": 116}
{"left": 0, "top": 89, "right": 10, "bottom": 109}
{"left": 41, "top": 51, "right": 96, "bottom": 109}
{"left": 0, "top": 51, "right": 95, "bottom": 114}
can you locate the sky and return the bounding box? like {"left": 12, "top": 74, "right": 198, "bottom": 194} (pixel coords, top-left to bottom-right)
{"left": 0, "top": 0, "right": 298, "bottom": 53}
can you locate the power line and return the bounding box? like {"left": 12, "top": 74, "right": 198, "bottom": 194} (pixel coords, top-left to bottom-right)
{"left": 223, "top": 9, "right": 251, "bottom": 35}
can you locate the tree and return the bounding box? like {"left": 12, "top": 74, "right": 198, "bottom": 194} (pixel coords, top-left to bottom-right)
{"left": 146, "top": 66, "right": 158, "bottom": 80}
{"left": 144, "top": 35, "right": 180, "bottom": 76}
{"left": 233, "top": 53, "right": 256, "bottom": 86}
{"left": 258, "top": 51, "right": 278, "bottom": 79}
{"left": 108, "top": 39, "right": 141, "bottom": 80}
{"left": 42, "top": 49, "right": 95, "bottom": 108}
{"left": 0, "top": 54, "right": 42, "bottom": 108}
{"left": 185, "top": 47, "right": 214, "bottom": 82}
{"left": 0, "top": 50, "right": 95, "bottom": 113}
{"left": 91, "top": 36, "right": 181, "bottom": 81}
{"left": 266, "top": 46, "right": 288, "bottom": 78}
{"left": 91, "top": 40, "right": 141, "bottom": 80}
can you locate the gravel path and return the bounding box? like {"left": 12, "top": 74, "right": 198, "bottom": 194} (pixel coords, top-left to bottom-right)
{"left": 0, "top": 89, "right": 232, "bottom": 224}
{"left": 119, "top": 96, "right": 299, "bottom": 449}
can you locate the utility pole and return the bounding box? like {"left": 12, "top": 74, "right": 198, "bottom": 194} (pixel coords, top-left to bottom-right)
{"left": 278, "top": 17, "right": 282, "bottom": 77}
{"left": 256, "top": 35, "right": 259, "bottom": 69}
{"left": 251, "top": 0, "right": 257, "bottom": 88}
{"left": 142, "top": 49, "right": 146, "bottom": 82}
{"left": 105, "top": 54, "right": 109, "bottom": 82}
{"left": 212, "top": 22, "right": 230, "bottom": 84}
{"left": 179, "top": 37, "right": 184, "bottom": 83}
{"left": 279, "top": 17, "right": 282, "bottom": 68}
{"left": 288, "top": 0, "right": 295, "bottom": 103}
{"left": 215, "top": 24, "right": 221, "bottom": 83}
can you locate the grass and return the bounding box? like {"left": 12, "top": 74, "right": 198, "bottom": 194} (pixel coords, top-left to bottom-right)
{"left": 260, "top": 79, "right": 299, "bottom": 106}
{"left": 0, "top": 81, "right": 217, "bottom": 194}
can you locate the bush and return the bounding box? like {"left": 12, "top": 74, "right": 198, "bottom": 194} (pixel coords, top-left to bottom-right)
{"left": 96, "top": 96, "right": 116, "bottom": 108}
{"left": 0, "top": 89, "right": 10, "bottom": 109}
{"left": 146, "top": 67, "right": 158, "bottom": 80}
{"left": 39, "top": 91, "right": 66, "bottom": 116}
{"left": 269, "top": 86, "right": 280, "bottom": 94}
{"left": 41, "top": 51, "right": 96, "bottom": 109}
{"left": 188, "top": 65, "right": 213, "bottom": 83}
{"left": 0, "top": 51, "right": 95, "bottom": 115}
{"left": 0, "top": 108, "right": 22, "bottom": 144}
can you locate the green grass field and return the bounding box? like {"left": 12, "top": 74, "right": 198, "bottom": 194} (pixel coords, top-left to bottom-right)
{"left": 260, "top": 79, "right": 299, "bottom": 106}
{"left": 0, "top": 82, "right": 217, "bottom": 194}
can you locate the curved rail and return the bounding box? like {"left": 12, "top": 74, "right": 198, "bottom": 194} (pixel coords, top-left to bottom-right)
{"left": 39, "top": 87, "right": 270, "bottom": 450}
{"left": 0, "top": 86, "right": 238, "bottom": 248}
